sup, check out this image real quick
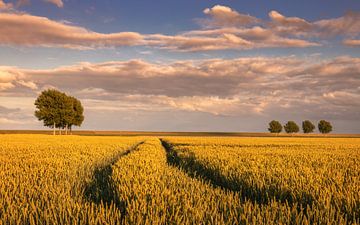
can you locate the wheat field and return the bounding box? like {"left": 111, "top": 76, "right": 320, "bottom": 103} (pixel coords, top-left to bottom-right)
{"left": 0, "top": 134, "right": 359, "bottom": 224}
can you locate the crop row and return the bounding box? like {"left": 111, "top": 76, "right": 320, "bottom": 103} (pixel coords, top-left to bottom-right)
{"left": 110, "top": 138, "right": 347, "bottom": 224}
{"left": 1, "top": 135, "right": 359, "bottom": 224}
{"left": 162, "top": 137, "right": 360, "bottom": 224}
{"left": 0, "top": 134, "right": 143, "bottom": 224}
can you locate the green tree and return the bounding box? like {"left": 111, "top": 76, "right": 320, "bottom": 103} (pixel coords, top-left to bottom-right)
{"left": 268, "top": 120, "right": 282, "bottom": 133}
{"left": 34, "top": 89, "right": 84, "bottom": 135}
{"left": 302, "top": 120, "right": 315, "bottom": 133}
{"left": 67, "top": 96, "right": 84, "bottom": 134}
{"left": 35, "top": 89, "right": 65, "bottom": 135}
{"left": 284, "top": 121, "right": 299, "bottom": 133}
{"left": 60, "top": 94, "right": 75, "bottom": 135}
{"left": 318, "top": 120, "right": 332, "bottom": 134}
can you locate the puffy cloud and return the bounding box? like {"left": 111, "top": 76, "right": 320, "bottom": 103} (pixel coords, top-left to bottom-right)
{"left": 314, "top": 12, "right": 360, "bottom": 37}
{"left": 268, "top": 10, "right": 313, "bottom": 36}
{"left": 0, "top": 13, "right": 145, "bottom": 49}
{"left": 179, "top": 8, "right": 360, "bottom": 50}
{"left": 149, "top": 27, "right": 319, "bottom": 51}
{"left": 200, "top": 6, "right": 360, "bottom": 48}
{"left": 0, "top": 56, "right": 359, "bottom": 120}
{"left": 0, "top": 0, "right": 12, "bottom": 10}
{"left": 147, "top": 33, "right": 254, "bottom": 51}
{"left": 0, "top": 67, "right": 39, "bottom": 91}
{"left": 2, "top": 6, "right": 359, "bottom": 51}
{"left": 343, "top": 39, "right": 360, "bottom": 47}
{"left": 0, "top": 11, "right": 317, "bottom": 51}
{"left": 269, "top": 10, "right": 310, "bottom": 28}
{"left": 0, "top": 69, "right": 16, "bottom": 90}
{"left": 268, "top": 10, "right": 360, "bottom": 39}
{"left": 202, "top": 5, "right": 260, "bottom": 27}
{"left": 1, "top": 0, "right": 63, "bottom": 10}
{"left": 43, "top": 0, "right": 63, "bottom": 8}
{"left": 0, "top": 82, "right": 14, "bottom": 91}
{"left": 0, "top": 56, "right": 359, "bottom": 131}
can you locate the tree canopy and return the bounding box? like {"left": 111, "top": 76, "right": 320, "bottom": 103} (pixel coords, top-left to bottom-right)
{"left": 34, "top": 89, "right": 84, "bottom": 134}
{"left": 302, "top": 120, "right": 315, "bottom": 133}
{"left": 284, "top": 121, "right": 299, "bottom": 133}
{"left": 268, "top": 120, "right": 282, "bottom": 133}
{"left": 318, "top": 120, "right": 332, "bottom": 134}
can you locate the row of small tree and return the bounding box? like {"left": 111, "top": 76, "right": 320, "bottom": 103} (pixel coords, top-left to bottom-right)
{"left": 268, "top": 120, "right": 332, "bottom": 134}
{"left": 34, "top": 89, "right": 84, "bottom": 135}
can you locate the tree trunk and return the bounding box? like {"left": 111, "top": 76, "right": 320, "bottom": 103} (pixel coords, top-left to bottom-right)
{"left": 65, "top": 124, "right": 68, "bottom": 135}
{"left": 70, "top": 126, "right": 72, "bottom": 135}
{"left": 53, "top": 122, "right": 56, "bottom": 135}
{"left": 59, "top": 127, "right": 61, "bottom": 135}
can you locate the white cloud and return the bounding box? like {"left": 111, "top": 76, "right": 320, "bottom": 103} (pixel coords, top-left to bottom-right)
{"left": 0, "top": 56, "right": 358, "bottom": 121}
{"left": 0, "top": 0, "right": 13, "bottom": 10}
{"left": 202, "top": 5, "right": 260, "bottom": 27}
{"left": 0, "top": 6, "right": 358, "bottom": 51}
{"left": 343, "top": 39, "right": 360, "bottom": 47}
{"left": 43, "top": 0, "right": 63, "bottom": 8}
{"left": 0, "top": 13, "right": 145, "bottom": 49}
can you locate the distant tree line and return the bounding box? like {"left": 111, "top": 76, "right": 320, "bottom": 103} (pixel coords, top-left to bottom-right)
{"left": 268, "top": 120, "right": 332, "bottom": 134}
{"left": 34, "top": 89, "right": 84, "bottom": 135}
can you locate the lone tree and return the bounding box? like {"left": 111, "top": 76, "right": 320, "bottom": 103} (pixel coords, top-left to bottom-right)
{"left": 284, "top": 121, "right": 299, "bottom": 133}
{"left": 318, "top": 120, "right": 332, "bottom": 134}
{"left": 34, "top": 89, "right": 84, "bottom": 135}
{"left": 68, "top": 96, "right": 84, "bottom": 134}
{"left": 302, "top": 120, "right": 315, "bottom": 133}
{"left": 268, "top": 120, "right": 282, "bottom": 133}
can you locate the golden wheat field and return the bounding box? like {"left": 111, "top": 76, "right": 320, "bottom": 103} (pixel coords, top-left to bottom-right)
{"left": 0, "top": 135, "right": 359, "bottom": 224}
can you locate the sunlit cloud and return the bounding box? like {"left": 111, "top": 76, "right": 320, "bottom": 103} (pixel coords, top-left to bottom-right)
{"left": 343, "top": 39, "right": 360, "bottom": 47}
{"left": 0, "top": 0, "right": 63, "bottom": 10}
{"left": 43, "top": 0, "right": 63, "bottom": 8}
{"left": 0, "top": 5, "right": 359, "bottom": 51}
{"left": 0, "top": 13, "right": 144, "bottom": 49}
{"left": 201, "top": 5, "right": 261, "bottom": 27}
{"left": 0, "top": 56, "right": 358, "bottom": 121}
{"left": 0, "top": 0, "right": 13, "bottom": 10}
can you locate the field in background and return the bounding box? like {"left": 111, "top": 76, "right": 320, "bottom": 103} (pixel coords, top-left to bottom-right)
{"left": 1, "top": 130, "right": 360, "bottom": 137}
{"left": 0, "top": 134, "right": 359, "bottom": 224}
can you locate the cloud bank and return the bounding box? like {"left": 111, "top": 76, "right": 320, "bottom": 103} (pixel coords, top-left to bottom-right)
{"left": 0, "top": 56, "right": 359, "bottom": 123}
{"left": 0, "top": 0, "right": 63, "bottom": 9}
{"left": 0, "top": 5, "right": 359, "bottom": 51}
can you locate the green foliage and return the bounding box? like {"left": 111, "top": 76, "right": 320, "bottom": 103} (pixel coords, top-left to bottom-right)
{"left": 318, "top": 120, "right": 333, "bottom": 134}
{"left": 284, "top": 121, "right": 299, "bottom": 133}
{"left": 34, "top": 89, "right": 63, "bottom": 128}
{"left": 302, "top": 120, "right": 315, "bottom": 133}
{"left": 68, "top": 96, "right": 84, "bottom": 129}
{"left": 268, "top": 120, "right": 282, "bottom": 133}
{"left": 34, "top": 89, "right": 84, "bottom": 131}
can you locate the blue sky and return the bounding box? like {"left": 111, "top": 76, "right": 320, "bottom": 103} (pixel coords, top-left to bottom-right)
{"left": 24, "top": 1, "right": 360, "bottom": 34}
{"left": 0, "top": 0, "right": 359, "bottom": 132}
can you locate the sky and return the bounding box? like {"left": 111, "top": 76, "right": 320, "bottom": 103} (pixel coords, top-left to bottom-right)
{"left": 0, "top": 0, "right": 359, "bottom": 133}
